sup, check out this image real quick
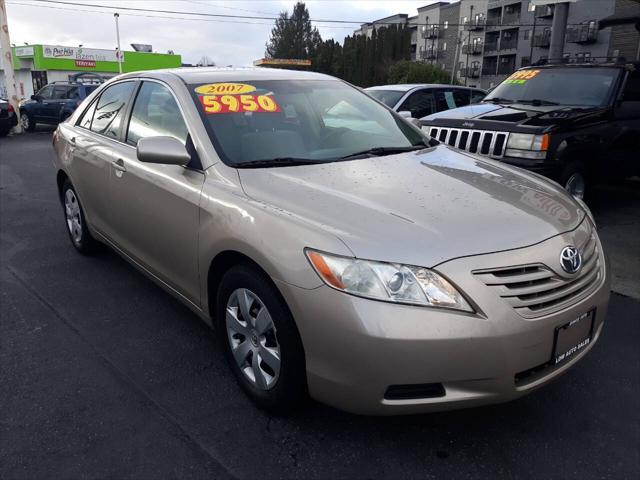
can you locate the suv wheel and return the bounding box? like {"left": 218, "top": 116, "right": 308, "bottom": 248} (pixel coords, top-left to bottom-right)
{"left": 61, "top": 179, "right": 100, "bottom": 254}
{"left": 560, "top": 161, "right": 587, "bottom": 200}
{"left": 20, "top": 111, "right": 36, "bottom": 132}
{"left": 217, "top": 264, "right": 306, "bottom": 412}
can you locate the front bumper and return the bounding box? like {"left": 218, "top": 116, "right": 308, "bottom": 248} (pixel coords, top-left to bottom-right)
{"left": 277, "top": 220, "right": 610, "bottom": 415}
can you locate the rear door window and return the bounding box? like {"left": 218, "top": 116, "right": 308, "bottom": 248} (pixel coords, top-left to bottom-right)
{"left": 90, "top": 81, "right": 136, "bottom": 140}
{"left": 78, "top": 100, "right": 97, "bottom": 129}
{"left": 434, "top": 89, "right": 472, "bottom": 111}
{"left": 37, "top": 85, "right": 54, "bottom": 100}
{"left": 126, "top": 81, "right": 189, "bottom": 146}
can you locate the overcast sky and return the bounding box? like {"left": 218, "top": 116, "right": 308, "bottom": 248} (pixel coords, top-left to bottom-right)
{"left": 5, "top": 0, "right": 437, "bottom": 66}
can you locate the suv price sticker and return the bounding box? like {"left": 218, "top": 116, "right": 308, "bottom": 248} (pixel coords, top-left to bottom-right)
{"left": 504, "top": 69, "right": 540, "bottom": 85}
{"left": 195, "top": 83, "right": 256, "bottom": 95}
{"left": 199, "top": 94, "right": 281, "bottom": 114}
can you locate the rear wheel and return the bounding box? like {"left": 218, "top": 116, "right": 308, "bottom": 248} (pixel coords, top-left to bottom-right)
{"left": 217, "top": 264, "right": 306, "bottom": 412}
{"left": 20, "top": 111, "right": 36, "bottom": 132}
{"left": 61, "top": 179, "right": 101, "bottom": 254}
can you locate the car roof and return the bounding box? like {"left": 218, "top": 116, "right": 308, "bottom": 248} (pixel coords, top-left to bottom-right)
{"left": 117, "top": 66, "right": 337, "bottom": 84}
{"left": 365, "top": 84, "right": 484, "bottom": 92}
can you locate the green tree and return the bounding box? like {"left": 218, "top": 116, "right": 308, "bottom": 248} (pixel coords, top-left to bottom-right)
{"left": 387, "top": 60, "right": 455, "bottom": 85}
{"left": 265, "top": 2, "right": 320, "bottom": 60}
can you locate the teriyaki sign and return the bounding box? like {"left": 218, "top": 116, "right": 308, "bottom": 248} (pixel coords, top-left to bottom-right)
{"left": 42, "top": 45, "right": 118, "bottom": 63}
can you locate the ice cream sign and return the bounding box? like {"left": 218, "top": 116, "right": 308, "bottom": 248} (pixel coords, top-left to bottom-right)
{"left": 43, "top": 45, "right": 118, "bottom": 63}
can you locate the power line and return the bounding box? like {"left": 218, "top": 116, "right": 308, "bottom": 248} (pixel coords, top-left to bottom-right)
{"left": 23, "top": 0, "right": 593, "bottom": 27}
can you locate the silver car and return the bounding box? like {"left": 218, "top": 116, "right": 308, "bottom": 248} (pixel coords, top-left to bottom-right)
{"left": 52, "top": 68, "right": 609, "bottom": 415}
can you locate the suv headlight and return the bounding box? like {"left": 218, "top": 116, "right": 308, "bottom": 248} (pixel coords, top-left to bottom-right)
{"left": 306, "top": 249, "right": 473, "bottom": 312}
{"left": 505, "top": 133, "right": 549, "bottom": 160}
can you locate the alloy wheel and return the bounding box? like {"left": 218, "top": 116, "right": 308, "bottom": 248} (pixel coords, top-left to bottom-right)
{"left": 64, "top": 189, "right": 83, "bottom": 244}
{"left": 225, "top": 288, "right": 281, "bottom": 390}
{"left": 20, "top": 114, "right": 29, "bottom": 130}
{"left": 565, "top": 172, "right": 586, "bottom": 200}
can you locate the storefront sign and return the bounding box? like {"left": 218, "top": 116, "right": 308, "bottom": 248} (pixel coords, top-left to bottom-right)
{"left": 75, "top": 59, "right": 96, "bottom": 68}
{"left": 15, "top": 46, "right": 35, "bottom": 57}
{"left": 42, "top": 45, "right": 118, "bottom": 62}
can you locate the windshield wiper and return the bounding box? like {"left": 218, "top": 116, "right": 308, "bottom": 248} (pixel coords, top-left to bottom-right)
{"left": 339, "top": 145, "right": 428, "bottom": 160}
{"left": 482, "top": 97, "right": 514, "bottom": 104}
{"left": 515, "top": 99, "right": 560, "bottom": 106}
{"left": 235, "top": 157, "right": 326, "bottom": 168}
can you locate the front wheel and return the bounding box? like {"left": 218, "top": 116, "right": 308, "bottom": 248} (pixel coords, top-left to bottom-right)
{"left": 217, "top": 264, "right": 306, "bottom": 412}
{"left": 20, "top": 111, "right": 36, "bottom": 132}
{"left": 61, "top": 179, "right": 101, "bottom": 254}
{"left": 560, "top": 161, "right": 588, "bottom": 200}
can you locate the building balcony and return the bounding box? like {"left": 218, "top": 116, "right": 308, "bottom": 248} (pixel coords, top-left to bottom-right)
{"left": 482, "top": 65, "right": 497, "bottom": 76}
{"left": 464, "top": 18, "right": 485, "bottom": 31}
{"left": 419, "top": 49, "right": 439, "bottom": 60}
{"left": 460, "top": 66, "right": 481, "bottom": 78}
{"left": 421, "top": 26, "right": 440, "bottom": 39}
{"left": 533, "top": 31, "right": 551, "bottom": 48}
{"left": 535, "top": 5, "right": 554, "bottom": 19}
{"left": 486, "top": 17, "right": 501, "bottom": 31}
{"left": 462, "top": 43, "right": 484, "bottom": 55}
{"left": 502, "top": 13, "right": 520, "bottom": 26}
{"left": 500, "top": 39, "right": 518, "bottom": 50}
{"left": 497, "top": 62, "right": 516, "bottom": 75}
{"left": 566, "top": 24, "right": 598, "bottom": 44}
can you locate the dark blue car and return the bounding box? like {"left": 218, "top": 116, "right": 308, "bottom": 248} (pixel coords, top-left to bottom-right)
{"left": 20, "top": 74, "right": 104, "bottom": 131}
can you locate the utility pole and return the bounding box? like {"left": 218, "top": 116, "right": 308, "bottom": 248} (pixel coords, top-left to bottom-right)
{"left": 0, "top": 0, "right": 22, "bottom": 133}
{"left": 114, "top": 12, "right": 122, "bottom": 74}
{"left": 464, "top": 5, "right": 474, "bottom": 86}
{"left": 549, "top": 2, "right": 570, "bottom": 62}
{"left": 451, "top": 30, "right": 462, "bottom": 84}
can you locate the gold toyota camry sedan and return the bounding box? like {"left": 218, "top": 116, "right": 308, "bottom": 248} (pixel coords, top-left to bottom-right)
{"left": 52, "top": 67, "right": 609, "bottom": 415}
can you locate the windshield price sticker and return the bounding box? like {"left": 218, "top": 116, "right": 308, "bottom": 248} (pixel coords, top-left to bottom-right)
{"left": 505, "top": 69, "right": 540, "bottom": 85}
{"left": 199, "top": 94, "right": 281, "bottom": 114}
{"left": 195, "top": 83, "right": 256, "bottom": 95}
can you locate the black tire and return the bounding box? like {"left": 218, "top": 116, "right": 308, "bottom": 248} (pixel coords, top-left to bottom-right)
{"left": 20, "top": 111, "right": 36, "bottom": 132}
{"left": 216, "top": 264, "right": 306, "bottom": 412}
{"left": 0, "top": 126, "right": 10, "bottom": 137}
{"left": 61, "top": 179, "right": 101, "bottom": 254}
{"left": 559, "top": 160, "right": 588, "bottom": 201}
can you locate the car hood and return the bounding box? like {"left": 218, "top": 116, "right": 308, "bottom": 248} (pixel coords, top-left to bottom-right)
{"left": 421, "top": 103, "right": 607, "bottom": 129}
{"left": 238, "top": 146, "right": 583, "bottom": 267}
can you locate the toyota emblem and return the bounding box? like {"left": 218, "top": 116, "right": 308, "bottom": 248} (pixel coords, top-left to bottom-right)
{"left": 560, "top": 246, "right": 582, "bottom": 274}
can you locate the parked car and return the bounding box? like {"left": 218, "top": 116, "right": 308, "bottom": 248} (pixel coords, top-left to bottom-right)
{"left": 420, "top": 61, "right": 640, "bottom": 199}
{"left": 0, "top": 98, "right": 18, "bottom": 136}
{"left": 20, "top": 74, "right": 104, "bottom": 131}
{"left": 52, "top": 68, "right": 608, "bottom": 415}
{"left": 365, "top": 84, "right": 486, "bottom": 119}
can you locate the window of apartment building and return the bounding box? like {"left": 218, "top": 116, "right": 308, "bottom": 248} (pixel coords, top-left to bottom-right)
{"left": 442, "top": 63, "right": 446, "bottom": 70}
{"left": 527, "top": 1, "right": 536, "bottom": 12}
{"left": 442, "top": 42, "right": 447, "bottom": 51}
{"left": 521, "top": 56, "right": 530, "bottom": 67}
{"left": 443, "top": 21, "right": 449, "bottom": 29}
{"left": 462, "top": 16, "right": 468, "bottom": 23}
{"left": 523, "top": 30, "right": 530, "bottom": 40}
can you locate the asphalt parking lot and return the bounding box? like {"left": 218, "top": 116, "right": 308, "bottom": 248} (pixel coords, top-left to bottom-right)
{"left": 1, "top": 130, "right": 639, "bottom": 479}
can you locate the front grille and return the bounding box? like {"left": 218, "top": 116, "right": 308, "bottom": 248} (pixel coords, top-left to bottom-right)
{"left": 473, "top": 233, "right": 602, "bottom": 318}
{"left": 424, "top": 126, "right": 509, "bottom": 159}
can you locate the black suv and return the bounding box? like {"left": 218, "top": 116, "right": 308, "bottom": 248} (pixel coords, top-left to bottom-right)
{"left": 20, "top": 73, "right": 104, "bottom": 131}
{"left": 419, "top": 61, "right": 640, "bottom": 199}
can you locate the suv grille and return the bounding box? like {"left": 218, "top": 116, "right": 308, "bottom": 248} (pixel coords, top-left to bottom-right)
{"left": 424, "top": 126, "right": 509, "bottom": 159}
{"left": 473, "top": 233, "right": 601, "bottom": 318}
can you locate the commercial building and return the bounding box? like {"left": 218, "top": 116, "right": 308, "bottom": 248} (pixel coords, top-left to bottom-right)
{"left": 0, "top": 44, "right": 181, "bottom": 99}
{"left": 353, "top": 0, "right": 639, "bottom": 89}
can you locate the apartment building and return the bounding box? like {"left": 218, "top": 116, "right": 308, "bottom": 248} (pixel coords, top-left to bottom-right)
{"left": 353, "top": 0, "right": 638, "bottom": 89}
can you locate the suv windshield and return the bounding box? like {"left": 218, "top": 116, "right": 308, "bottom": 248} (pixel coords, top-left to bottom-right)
{"left": 365, "top": 89, "right": 406, "bottom": 107}
{"left": 190, "top": 80, "right": 425, "bottom": 166}
{"left": 484, "top": 67, "right": 620, "bottom": 107}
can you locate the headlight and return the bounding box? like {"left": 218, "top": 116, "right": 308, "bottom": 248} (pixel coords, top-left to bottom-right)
{"left": 505, "top": 133, "right": 549, "bottom": 159}
{"left": 306, "top": 249, "right": 473, "bottom": 312}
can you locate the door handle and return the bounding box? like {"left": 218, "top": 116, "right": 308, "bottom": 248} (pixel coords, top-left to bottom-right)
{"left": 112, "top": 159, "right": 127, "bottom": 175}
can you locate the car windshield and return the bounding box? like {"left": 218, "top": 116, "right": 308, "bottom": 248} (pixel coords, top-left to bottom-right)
{"left": 484, "top": 67, "right": 620, "bottom": 107}
{"left": 365, "top": 89, "right": 406, "bottom": 107}
{"left": 190, "top": 80, "right": 426, "bottom": 167}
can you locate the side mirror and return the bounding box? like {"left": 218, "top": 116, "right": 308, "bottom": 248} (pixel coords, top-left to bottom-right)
{"left": 398, "top": 110, "right": 421, "bottom": 128}
{"left": 31, "top": 94, "right": 42, "bottom": 102}
{"left": 136, "top": 136, "right": 191, "bottom": 165}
